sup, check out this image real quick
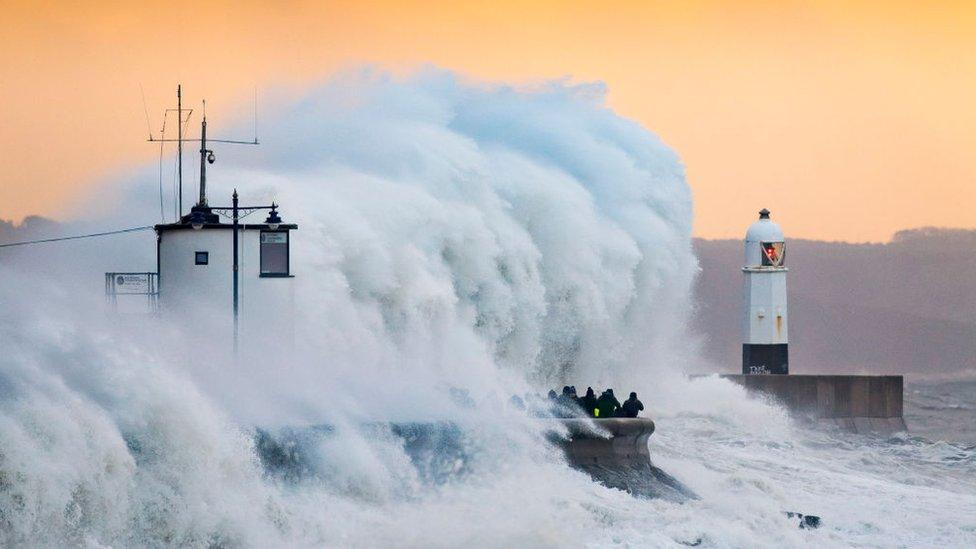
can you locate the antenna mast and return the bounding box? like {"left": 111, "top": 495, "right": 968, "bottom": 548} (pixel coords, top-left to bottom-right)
{"left": 148, "top": 88, "right": 259, "bottom": 220}
{"left": 199, "top": 109, "right": 209, "bottom": 205}
{"left": 191, "top": 99, "right": 258, "bottom": 209}
{"left": 177, "top": 85, "right": 183, "bottom": 217}
{"left": 148, "top": 86, "right": 193, "bottom": 221}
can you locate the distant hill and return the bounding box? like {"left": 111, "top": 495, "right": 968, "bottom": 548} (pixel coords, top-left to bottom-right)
{"left": 4, "top": 218, "right": 974, "bottom": 376}
{"left": 0, "top": 215, "right": 62, "bottom": 241}
{"left": 693, "top": 228, "right": 976, "bottom": 376}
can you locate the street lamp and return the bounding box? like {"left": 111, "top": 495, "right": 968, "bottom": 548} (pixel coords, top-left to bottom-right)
{"left": 205, "top": 190, "right": 284, "bottom": 356}
{"left": 189, "top": 210, "right": 207, "bottom": 230}
{"left": 265, "top": 204, "right": 281, "bottom": 230}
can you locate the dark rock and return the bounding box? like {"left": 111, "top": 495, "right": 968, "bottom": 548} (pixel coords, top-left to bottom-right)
{"left": 786, "top": 511, "right": 822, "bottom": 529}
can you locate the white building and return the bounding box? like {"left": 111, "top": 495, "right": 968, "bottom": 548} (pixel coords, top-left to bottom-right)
{"left": 154, "top": 198, "right": 297, "bottom": 353}
{"left": 742, "top": 208, "right": 788, "bottom": 374}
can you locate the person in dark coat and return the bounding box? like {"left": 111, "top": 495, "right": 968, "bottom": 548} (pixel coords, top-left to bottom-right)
{"left": 567, "top": 386, "right": 579, "bottom": 405}
{"left": 620, "top": 392, "right": 644, "bottom": 418}
{"left": 578, "top": 387, "right": 598, "bottom": 417}
{"left": 546, "top": 389, "right": 559, "bottom": 416}
{"left": 595, "top": 389, "right": 621, "bottom": 418}
{"left": 556, "top": 386, "right": 581, "bottom": 417}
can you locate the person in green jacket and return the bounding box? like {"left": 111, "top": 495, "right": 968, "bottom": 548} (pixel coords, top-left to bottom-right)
{"left": 595, "top": 389, "right": 621, "bottom": 418}
{"left": 578, "top": 387, "right": 598, "bottom": 417}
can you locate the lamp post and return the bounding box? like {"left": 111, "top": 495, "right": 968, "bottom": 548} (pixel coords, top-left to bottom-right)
{"left": 204, "top": 191, "right": 283, "bottom": 357}
{"left": 231, "top": 190, "right": 239, "bottom": 354}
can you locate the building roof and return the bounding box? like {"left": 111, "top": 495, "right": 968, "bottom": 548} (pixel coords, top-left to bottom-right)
{"left": 154, "top": 222, "right": 298, "bottom": 233}
{"left": 745, "top": 209, "right": 784, "bottom": 243}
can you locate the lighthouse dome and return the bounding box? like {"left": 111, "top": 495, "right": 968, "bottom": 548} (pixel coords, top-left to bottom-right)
{"left": 744, "top": 208, "right": 785, "bottom": 267}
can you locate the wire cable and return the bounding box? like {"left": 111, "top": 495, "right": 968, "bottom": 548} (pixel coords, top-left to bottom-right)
{"left": 0, "top": 226, "right": 154, "bottom": 249}
{"left": 140, "top": 83, "right": 153, "bottom": 140}
{"left": 141, "top": 84, "right": 165, "bottom": 223}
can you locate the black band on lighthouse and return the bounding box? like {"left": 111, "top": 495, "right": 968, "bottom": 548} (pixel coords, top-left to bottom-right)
{"left": 742, "top": 344, "right": 788, "bottom": 375}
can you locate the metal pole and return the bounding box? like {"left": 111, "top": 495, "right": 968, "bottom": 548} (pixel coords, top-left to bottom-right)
{"left": 232, "top": 189, "right": 239, "bottom": 357}
{"left": 177, "top": 85, "right": 183, "bottom": 218}
{"left": 199, "top": 117, "right": 208, "bottom": 205}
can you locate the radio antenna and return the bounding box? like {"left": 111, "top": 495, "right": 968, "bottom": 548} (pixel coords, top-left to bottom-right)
{"left": 139, "top": 84, "right": 153, "bottom": 140}
{"left": 148, "top": 87, "right": 258, "bottom": 220}
{"left": 149, "top": 85, "right": 193, "bottom": 219}
{"left": 148, "top": 89, "right": 259, "bottom": 218}
{"left": 177, "top": 85, "right": 183, "bottom": 217}
{"left": 253, "top": 87, "right": 258, "bottom": 143}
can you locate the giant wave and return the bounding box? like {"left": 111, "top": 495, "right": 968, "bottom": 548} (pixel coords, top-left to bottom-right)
{"left": 1, "top": 68, "right": 974, "bottom": 547}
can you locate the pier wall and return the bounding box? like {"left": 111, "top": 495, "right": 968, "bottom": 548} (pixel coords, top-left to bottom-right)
{"left": 721, "top": 374, "right": 907, "bottom": 434}
{"left": 549, "top": 418, "right": 693, "bottom": 501}
{"left": 552, "top": 418, "right": 655, "bottom": 466}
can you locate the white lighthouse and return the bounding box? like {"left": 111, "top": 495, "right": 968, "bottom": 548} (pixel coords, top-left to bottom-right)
{"left": 742, "top": 208, "right": 788, "bottom": 374}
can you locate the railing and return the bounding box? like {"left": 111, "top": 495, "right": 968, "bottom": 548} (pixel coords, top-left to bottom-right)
{"left": 105, "top": 272, "right": 159, "bottom": 312}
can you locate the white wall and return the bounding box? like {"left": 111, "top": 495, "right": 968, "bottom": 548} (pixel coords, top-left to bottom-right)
{"left": 742, "top": 269, "right": 788, "bottom": 345}
{"left": 158, "top": 227, "right": 295, "bottom": 356}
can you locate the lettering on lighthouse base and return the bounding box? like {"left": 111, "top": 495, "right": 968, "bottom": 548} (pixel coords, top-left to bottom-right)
{"left": 742, "top": 344, "right": 789, "bottom": 375}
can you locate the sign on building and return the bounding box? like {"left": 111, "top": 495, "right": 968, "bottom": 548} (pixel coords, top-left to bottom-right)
{"left": 105, "top": 272, "right": 159, "bottom": 312}
{"left": 113, "top": 273, "right": 151, "bottom": 294}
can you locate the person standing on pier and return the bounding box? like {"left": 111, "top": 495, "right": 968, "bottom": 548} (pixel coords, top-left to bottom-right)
{"left": 596, "top": 389, "right": 621, "bottom": 418}
{"left": 579, "top": 387, "right": 598, "bottom": 417}
{"left": 620, "top": 392, "right": 644, "bottom": 418}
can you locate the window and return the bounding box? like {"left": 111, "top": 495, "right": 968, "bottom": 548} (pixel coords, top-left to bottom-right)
{"left": 195, "top": 251, "right": 209, "bottom": 265}
{"left": 760, "top": 241, "right": 785, "bottom": 267}
{"left": 260, "top": 231, "right": 289, "bottom": 276}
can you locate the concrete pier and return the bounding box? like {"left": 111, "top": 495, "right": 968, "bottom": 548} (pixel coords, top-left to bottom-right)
{"left": 255, "top": 418, "right": 693, "bottom": 501}
{"left": 551, "top": 418, "right": 656, "bottom": 466}
{"left": 722, "top": 374, "right": 907, "bottom": 434}
{"left": 545, "top": 418, "right": 694, "bottom": 501}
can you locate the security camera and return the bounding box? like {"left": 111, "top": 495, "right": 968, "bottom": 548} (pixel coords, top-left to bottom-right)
{"left": 207, "top": 151, "right": 216, "bottom": 164}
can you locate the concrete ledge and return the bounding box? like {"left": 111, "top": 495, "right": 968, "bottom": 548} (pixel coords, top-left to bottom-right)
{"left": 720, "top": 374, "right": 906, "bottom": 434}
{"left": 545, "top": 418, "right": 693, "bottom": 501}
{"left": 546, "top": 418, "right": 656, "bottom": 467}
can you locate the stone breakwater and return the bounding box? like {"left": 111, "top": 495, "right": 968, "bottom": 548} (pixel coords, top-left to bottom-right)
{"left": 722, "top": 374, "right": 907, "bottom": 434}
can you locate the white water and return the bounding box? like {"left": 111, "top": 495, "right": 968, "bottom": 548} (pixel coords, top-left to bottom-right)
{"left": 1, "top": 68, "right": 974, "bottom": 547}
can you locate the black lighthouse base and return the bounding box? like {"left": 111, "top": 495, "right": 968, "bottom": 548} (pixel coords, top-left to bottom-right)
{"left": 742, "top": 343, "right": 788, "bottom": 374}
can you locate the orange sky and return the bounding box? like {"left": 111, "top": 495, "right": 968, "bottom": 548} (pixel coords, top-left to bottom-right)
{"left": 1, "top": 0, "right": 974, "bottom": 241}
